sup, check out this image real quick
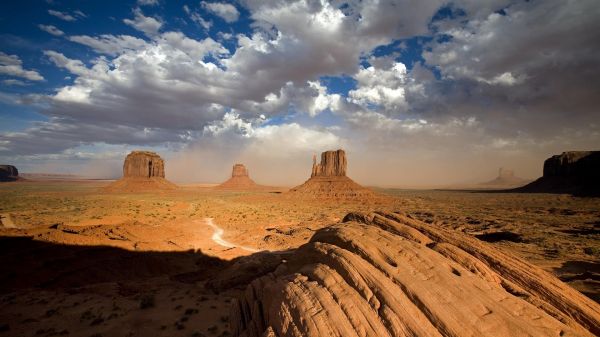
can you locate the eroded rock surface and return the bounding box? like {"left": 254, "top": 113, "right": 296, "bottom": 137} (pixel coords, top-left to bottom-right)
{"left": 217, "top": 164, "right": 259, "bottom": 189}
{"left": 105, "top": 151, "right": 176, "bottom": 191}
{"left": 516, "top": 151, "right": 600, "bottom": 196}
{"left": 230, "top": 211, "right": 600, "bottom": 337}
{"left": 0, "top": 165, "right": 19, "bottom": 182}
{"left": 123, "top": 151, "right": 165, "bottom": 178}
{"left": 290, "top": 149, "right": 373, "bottom": 198}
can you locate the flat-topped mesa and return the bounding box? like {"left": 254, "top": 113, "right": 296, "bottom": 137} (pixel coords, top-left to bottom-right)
{"left": 290, "top": 149, "right": 374, "bottom": 198}
{"left": 311, "top": 149, "right": 347, "bottom": 177}
{"left": 0, "top": 165, "right": 20, "bottom": 182}
{"left": 123, "top": 151, "right": 165, "bottom": 178}
{"left": 514, "top": 151, "right": 599, "bottom": 196}
{"left": 216, "top": 163, "right": 259, "bottom": 190}
{"left": 105, "top": 151, "right": 176, "bottom": 191}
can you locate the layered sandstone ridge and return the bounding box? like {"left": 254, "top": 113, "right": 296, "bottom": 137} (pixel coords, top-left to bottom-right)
{"left": 290, "top": 149, "right": 373, "bottom": 198}
{"left": 231, "top": 211, "right": 600, "bottom": 337}
{"left": 105, "top": 151, "right": 176, "bottom": 192}
{"left": 515, "top": 151, "right": 599, "bottom": 196}
{"left": 217, "top": 164, "right": 259, "bottom": 190}
{"left": 0, "top": 165, "right": 20, "bottom": 182}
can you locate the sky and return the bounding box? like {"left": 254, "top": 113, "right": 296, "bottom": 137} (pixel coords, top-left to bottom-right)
{"left": 0, "top": 0, "right": 599, "bottom": 187}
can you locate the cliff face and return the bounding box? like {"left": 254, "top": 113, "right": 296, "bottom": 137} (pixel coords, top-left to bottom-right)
{"left": 290, "top": 149, "right": 373, "bottom": 199}
{"left": 311, "top": 150, "right": 347, "bottom": 177}
{"left": 123, "top": 151, "right": 165, "bottom": 178}
{"left": 516, "top": 151, "right": 599, "bottom": 196}
{"left": 0, "top": 165, "right": 19, "bottom": 182}
{"left": 229, "top": 211, "right": 600, "bottom": 337}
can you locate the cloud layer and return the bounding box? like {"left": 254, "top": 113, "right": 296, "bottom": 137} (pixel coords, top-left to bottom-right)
{"left": 1, "top": 0, "right": 599, "bottom": 186}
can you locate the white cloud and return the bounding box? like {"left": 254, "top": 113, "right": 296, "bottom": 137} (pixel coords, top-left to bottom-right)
{"left": 0, "top": 52, "right": 44, "bottom": 81}
{"left": 38, "top": 24, "right": 64, "bottom": 36}
{"left": 349, "top": 62, "right": 408, "bottom": 111}
{"left": 123, "top": 8, "right": 163, "bottom": 37}
{"left": 201, "top": 1, "right": 240, "bottom": 23}
{"left": 68, "top": 34, "right": 148, "bottom": 56}
{"left": 48, "top": 9, "right": 76, "bottom": 21}
{"left": 137, "top": 0, "right": 159, "bottom": 6}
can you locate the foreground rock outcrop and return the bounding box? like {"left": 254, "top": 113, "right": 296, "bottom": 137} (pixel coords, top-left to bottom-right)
{"left": 289, "top": 149, "right": 373, "bottom": 198}
{"left": 514, "top": 151, "right": 599, "bottom": 196}
{"left": 230, "top": 211, "right": 600, "bottom": 337}
{"left": 479, "top": 167, "right": 529, "bottom": 188}
{"left": 0, "top": 165, "right": 20, "bottom": 182}
{"left": 216, "top": 164, "right": 259, "bottom": 190}
{"left": 105, "top": 151, "right": 176, "bottom": 192}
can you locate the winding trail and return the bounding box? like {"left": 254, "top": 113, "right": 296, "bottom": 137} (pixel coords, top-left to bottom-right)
{"left": 202, "top": 218, "right": 260, "bottom": 253}
{"left": 0, "top": 213, "right": 16, "bottom": 228}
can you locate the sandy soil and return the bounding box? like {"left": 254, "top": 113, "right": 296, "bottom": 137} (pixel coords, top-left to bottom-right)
{"left": 0, "top": 179, "right": 598, "bottom": 336}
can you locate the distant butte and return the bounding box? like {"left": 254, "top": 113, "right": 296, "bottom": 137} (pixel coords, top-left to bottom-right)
{"left": 0, "top": 165, "right": 21, "bottom": 182}
{"left": 216, "top": 164, "right": 260, "bottom": 190}
{"left": 513, "top": 151, "right": 600, "bottom": 196}
{"left": 105, "top": 151, "right": 177, "bottom": 192}
{"left": 479, "top": 167, "right": 529, "bottom": 188}
{"left": 289, "top": 149, "right": 374, "bottom": 198}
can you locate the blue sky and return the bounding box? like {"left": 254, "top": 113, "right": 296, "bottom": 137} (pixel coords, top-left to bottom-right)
{"left": 0, "top": 0, "right": 598, "bottom": 186}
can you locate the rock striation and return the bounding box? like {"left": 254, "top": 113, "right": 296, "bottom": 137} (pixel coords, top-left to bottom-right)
{"left": 217, "top": 164, "right": 259, "bottom": 190}
{"left": 0, "top": 165, "right": 20, "bottom": 182}
{"left": 290, "top": 149, "right": 373, "bottom": 198}
{"left": 230, "top": 211, "right": 600, "bottom": 337}
{"left": 514, "top": 151, "right": 600, "bottom": 196}
{"left": 479, "top": 167, "right": 528, "bottom": 188}
{"left": 105, "top": 151, "right": 176, "bottom": 192}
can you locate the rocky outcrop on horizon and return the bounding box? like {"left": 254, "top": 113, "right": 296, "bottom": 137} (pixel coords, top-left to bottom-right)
{"left": 514, "top": 151, "right": 600, "bottom": 196}
{"left": 105, "top": 151, "right": 176, "bottom": 192}
{"left": 0, "top": 165, "right": 20, "bottom": 182}
{"left": 479, "top": 167, "right": 529, "bottom": 188}
{"left": 290, "top": 149, "right": 373, "bottom": 198}
{"left": 216, "top": 164, "right": 260, "bottom": 190}
{"left": 229, "top": 211, "right": 600, "bottom": 337}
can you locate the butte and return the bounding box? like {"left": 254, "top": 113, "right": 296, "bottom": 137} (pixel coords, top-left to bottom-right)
{"left": 216, "top": 164, "right": 261, "bottom": 190}
{"left": 105, "top": 151, "right": 177, "bottom": 192}
{"left": 289, "top": 149, "right": 374, "bottom": 198}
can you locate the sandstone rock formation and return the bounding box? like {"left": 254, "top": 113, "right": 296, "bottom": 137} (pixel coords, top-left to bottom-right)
{"left": 216, "top": 164, "right": 259, "bottom": 189}
{"left": 514, "top": 151, "right": 599, "bottom": 196}
{"left": 230, "top": 211, "right": 600, "bottom": 337}
{"left": 0, "top": 165, "right": 20, "bottom": 182}
{"left": 290, "top": 149, "right": 373, "bottom": 198}
{"left": 105, "top": 151, "right": 176, "bottom": 192}
{"left": 479, "top": 167, "right": 529, "bottom": 188}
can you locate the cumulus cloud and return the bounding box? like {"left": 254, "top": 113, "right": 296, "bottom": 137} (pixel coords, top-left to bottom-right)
{"left": 38, "top": 24, "right": 64, "bottom": 36}
{"left": 0, "top": 51, "right": 44, "bottom": 81}
{"left": 201, "top": 1, "right": 240, "bottom": 23}
{"left": 123, "top": 8, "right": 163, "bottom": 37}
{"left": 2, "top": 0, "right": 599, "bottom": 186}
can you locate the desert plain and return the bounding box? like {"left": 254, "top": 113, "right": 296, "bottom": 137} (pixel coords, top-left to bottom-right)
{"left": 0, "top": 176, "right": 598, "bottom": 337}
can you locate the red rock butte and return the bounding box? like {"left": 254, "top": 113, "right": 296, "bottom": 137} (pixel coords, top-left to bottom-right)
{"left": 289, "top": 149, "right": 373, "bottom": 198}
{"left": 216, "top": 164, "right": 259, "bottom": 190}
{"left": 105, "top": 151, "right": 177, "bottom": 192}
